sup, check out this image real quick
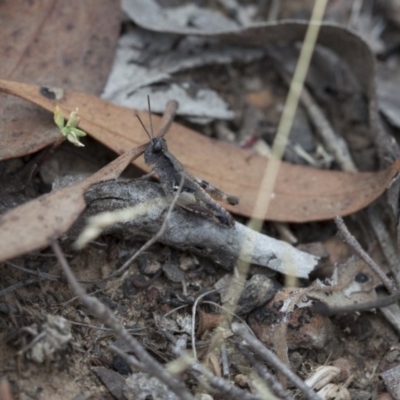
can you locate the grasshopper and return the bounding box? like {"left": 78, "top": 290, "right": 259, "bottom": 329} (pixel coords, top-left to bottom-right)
{"left": 138, "top": 100, "right": 239, "bottom": 227}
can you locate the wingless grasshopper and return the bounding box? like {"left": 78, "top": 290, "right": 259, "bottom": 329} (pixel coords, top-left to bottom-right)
{"left": 138, "top": 99, "right": 239, "bottom": 227}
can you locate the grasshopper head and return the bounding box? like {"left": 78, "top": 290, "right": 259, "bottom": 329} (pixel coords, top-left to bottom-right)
{"left": 144, "top": 137, "right": 168, "bottom": 165}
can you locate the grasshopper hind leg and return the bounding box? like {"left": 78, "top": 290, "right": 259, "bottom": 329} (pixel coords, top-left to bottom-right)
{"left": 174, "top": 183, "right": 236, "bottom": 227}
{"left": 194, "top": 177, "right": 239, "bottom": 206}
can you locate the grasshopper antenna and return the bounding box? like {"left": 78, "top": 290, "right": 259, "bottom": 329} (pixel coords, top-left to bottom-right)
{"left": 136, "top": 114, "right": 152, "bottom": 141}
{"left": 147, "top": 95, "right": 155, "bottom": 139}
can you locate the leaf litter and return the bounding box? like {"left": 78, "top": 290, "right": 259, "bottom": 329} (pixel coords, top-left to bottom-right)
{"left": 0, "top": 0, "right": 121, "bottom": 161}
{"left": 1, "top": 79, "right": 399, "bottom": 224}
{"left": 2, "top": 1, "right": 400, "bottom": 399}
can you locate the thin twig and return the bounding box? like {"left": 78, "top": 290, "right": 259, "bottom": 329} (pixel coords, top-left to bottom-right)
{"left": 299, "top": 84, "right": 357, "bottom": 172}
{"left": 232, "top": 323, "right": 322, "bottom": 400}
{"left": 201, "top": 300, "right": 249, "bottom": 327}
{"left": 159, "top": 327, "right": 260, "bottom": 400}
{"left": 221, "top": 342, "right": 229, "bottom": 377}
{"left": 267, "top": 0, "right": 280, "bottom": 21}
{"left": 26, "top": 136, "right": 66, "bottom": 184}
{"left": 313, "top": 290, "right": 400, "bottom": 315}
{"left": 368, "top": 205, "right": 400, "bottom": 286}
{"left": 69, "top": 320, "right": 145, "bottom": 333}
{"left": 334, "top": 216, "right": 396, "bottom": 293}
{"left": 17, "top": 331, "right": 47, "bottom": 356}
{"left": 75, "top": 175, "right": 185, "bottom": 285}
{"left": 156, "top": 100, "right": 179, "bottom": 138}
{"left": 158, "top": 327, "right": 263, "bottom": 400}
{"left": 4, "top": 261, "right": 116, "bottom": 286}
{"left": 0, "top": 278, "right": 48, "bottom": 297}
{"left": 6, "top": 261, "right": 62, "bottom": 281}
{"left": 239, "top": 344, "right": 294, "bottom": 400}
{"left": 118, "top": 175, "right": 185, "bottom": 283}
{"left": 206, "top": 0, "right": 328, "bottom": 373}
{"left": 191, "top": 288, "right": 221, "bottom": 361}
{"left": 190, "top": 361, "right": 263, "bottom": 400}
{"left": 51, "top": 241, "right": 193, "bottom": 400}
{"left": 109, "top": 344, "right": 143, "bottom": 370}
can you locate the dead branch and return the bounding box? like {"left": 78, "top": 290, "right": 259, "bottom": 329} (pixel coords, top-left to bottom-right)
{"left": 239, "top": 348, "right": 293, "bottom": 400}
{"left": 69, "top": 179, "right": 318, "bottom": 278}
{"left": 233, "top": 323, "right": 322, "bottom": 400}
{"left": 334, "top": 216, "right": 396, "bottom": 293}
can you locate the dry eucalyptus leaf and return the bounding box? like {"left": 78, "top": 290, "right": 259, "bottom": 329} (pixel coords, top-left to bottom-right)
{"left": 1, "top": 80, "right": 400, "bottom": 224}
{"left": 0, "top": 144, "right": 146, "bottom": 263}
{"left": 0, "top": 0, "right": 120, "bottom": 161}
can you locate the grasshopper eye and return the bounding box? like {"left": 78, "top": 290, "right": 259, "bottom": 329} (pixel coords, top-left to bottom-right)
{"left": 153, "top": 141, "right": 163, "bottom": 153}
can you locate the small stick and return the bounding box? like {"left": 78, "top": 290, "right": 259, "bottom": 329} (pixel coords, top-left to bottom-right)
{"left": 221, "top": 342, "right": 230, "bottom": 377}
{"left": 75, "top": 175, "right": 185, "bottom": 285}
{"left": 156, "top": 100, "right": 179, "bottom": 138}
{"left": 26, "top": 136, "right": 66, "bottom": 183}
{"left": 109, "top": 344, "right": 143, "bottom": 370}
{"left": 147, "top": 95, "right": 155, "bottom": 138}
{"left": 117, "top": 174, "right": 185, "bottom": 283}
{"left": 334, "top": 216, "right": 396, "bottom": 293}
{"left": 0, "top": 278, "right": 48, "bottom": 297}
{"left": 313, "top": 290, "right": 400, "bottom": 315}
{"left": 191, "top": 288, "right": 221, "bottom": 361}
{"left": 158, "top": 327, "right": 263, "bottom": 400}
{"left": 190, "top": 362, "right": 263, "bottom": 400}
{"left": 238, "top": 346, "right": 293, "bottom": 400}
{"left": 298, "top": 82, "right": 357, "bottom": 172}
{"left": 51, "top": 240, "right": 193, "bottom": 400}
{"left": 232, "top": 323, "right": 322, "bottom": 400}
{"left": 368, "top": 205, "right": 400, "bottom": 287}
{"left": 5, "top": 261, "right": 62, "bottom": 282}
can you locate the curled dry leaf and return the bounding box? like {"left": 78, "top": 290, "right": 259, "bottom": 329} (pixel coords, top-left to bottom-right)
{"left": 1, "top": 79, "right": 400, "bottom": 224}
{"left": 308, "top": 257, "right": 382, "bottom": 308}
{"left": 305, "top": 366, "right": 341, "bottom": 391}
{"left": 248, "top": 287, "right": 334, "bottom": 350}
{"left": 0, "top": 0, "right": 120, "bottom": 160}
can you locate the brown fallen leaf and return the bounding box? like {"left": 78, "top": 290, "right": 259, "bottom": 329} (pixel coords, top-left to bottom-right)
{"left": 0, "top": 0, "right": 120, "bottom": 161}
{"left": 0, "top": 143, "right": 147, "bottom": 264}
{"left": 1, "top": 79, "right": 400, "bottom": 223}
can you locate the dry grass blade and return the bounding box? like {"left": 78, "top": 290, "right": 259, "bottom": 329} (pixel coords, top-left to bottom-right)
{"left": 208, "top": 1, "right": 328, "bottom": 374}
{"left": 155, "top": 100, "right": 179, "bottom": 137}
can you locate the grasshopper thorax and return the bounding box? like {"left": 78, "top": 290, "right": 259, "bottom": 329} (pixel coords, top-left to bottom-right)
{"left": 144, "top": 137, "right": 168, "bottom": 165}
